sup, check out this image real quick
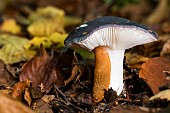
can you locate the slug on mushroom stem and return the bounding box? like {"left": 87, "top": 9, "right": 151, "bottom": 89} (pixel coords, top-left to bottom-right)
{"left": 64, "top": 16, "right": 158, "bottom": 102}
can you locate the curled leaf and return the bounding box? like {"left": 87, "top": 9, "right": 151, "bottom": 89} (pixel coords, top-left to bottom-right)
{"left": 11, "top": 80, "right": 30, "bottom": 101}
{"left": 139, "top": 57, "right": 170, "bottom": 94}
{"left": 20, "top": 46, "right": 57, "bottom": 92}
{"left": 24, "top": 88, "right": 32, "bottom": 106}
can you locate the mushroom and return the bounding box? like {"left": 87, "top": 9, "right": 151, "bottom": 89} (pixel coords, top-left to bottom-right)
{"left": 64, "top": 16, "right": 158, "bottom": 102}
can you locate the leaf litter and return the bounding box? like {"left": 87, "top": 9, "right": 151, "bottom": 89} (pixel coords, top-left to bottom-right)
{"left": 0, "top": 1, "right": 170, "bottom": 113}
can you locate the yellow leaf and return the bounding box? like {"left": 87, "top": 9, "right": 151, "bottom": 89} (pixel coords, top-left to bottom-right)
{"left": 0, "top": 19, "right": 21, "bottom": 34}
{"left": 25, "top": 32, "right": 68, "bottom": 49}
{"left": 27, "top": 6, "right": 65, "bottom": 36}
{"left": 0, "top": 34, "right": 36, "bottom": 64}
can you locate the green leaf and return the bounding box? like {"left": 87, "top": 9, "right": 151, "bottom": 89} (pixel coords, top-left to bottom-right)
{"left": 0, "top": 34, "right": 36, "bottom": 64}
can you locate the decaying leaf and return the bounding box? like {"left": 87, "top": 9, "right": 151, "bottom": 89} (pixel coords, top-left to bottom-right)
{"left": 64, "top": 65, "right": 79, "bottom": 85}
{"left": 161, "top": 40, "right": 170, "bottom": 56}
{"left": 0, "top": 92, "right": 35, "bottom": 113}
{"left": 0, "top": 19, "right": 21, "bottom": 34}
{"left": 24, "top": 88, "right": 32, "bottom": 106}
{"left": 139, "top": 57, "right": 170, "bottom": 94}
{"left": 19, "top": 46, "right": 57, "bottom": 92}
{"left": 64, "top": 53, "right": 84, "bottom": 85}
{"left": 32, "top": 99, "right": 53, "bottom": 113}
{"left": 11, "top": 79, "right": 30, "bottom": 101}
{"left": 150, "top": 89, "right": 170, "bottom": 101}
{"left": 107, "top": 105, "right": 154, "bottom": 113}
{"left": 42, "top": 95, "right": 55, "bottom": 104}
{"left": 24, "top": 32, "right": 68, "bottom": 49}
{"left": 27, "top": 6, "right": 65, "bottom": 36}
{"left": 125, "top": 52, "right": 149, "bottom": 69}
{"left": 0, "top": 59, "right": 17, "bottom": 87}
{"left": 0, "top": 34, "right": 36, "bottom": 64}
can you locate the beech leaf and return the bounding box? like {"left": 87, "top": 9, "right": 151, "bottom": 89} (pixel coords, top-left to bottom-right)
{"left": 19, "top": 46, "right": 57, "bottom": 92}
{"left": 0, "top": 93, "right": 35, "bottom": 113}
{"left": 139, "top": 57, "right": 170, "bottom": 94}
{"left": 24, "top": 32, "right": 68, "bottom": 49}
{"left": 11, "top": 80, "right": 31, "bottom": 101}
{"left": 27, "top": 6, "right": 65, "bottom": 36}
{"left": 0, "top": 34, "right": 36, "bottom": 64}
{"left": 150, "top": 89, "right": 170, "bottom": 101}
{"left": 0, "top": 19, "right": 21, "bottom": 34}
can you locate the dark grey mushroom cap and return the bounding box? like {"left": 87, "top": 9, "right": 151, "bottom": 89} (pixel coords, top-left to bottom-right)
{"left": 64, "top": 16, "right": 158, "bottom": 51}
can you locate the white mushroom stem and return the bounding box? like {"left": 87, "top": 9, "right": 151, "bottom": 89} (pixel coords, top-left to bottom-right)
{"left": 93, "top": 46, "right": 125, "bottom": 102}
{"left": 106, "top": 48, "right": 125, "bottom": 95}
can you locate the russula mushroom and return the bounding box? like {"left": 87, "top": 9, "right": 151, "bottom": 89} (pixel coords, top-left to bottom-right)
{"left": 64, "top": 16, "right": 158, "bottom": 102}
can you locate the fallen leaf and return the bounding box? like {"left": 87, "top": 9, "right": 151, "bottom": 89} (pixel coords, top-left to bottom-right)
{"left": 31, "top": 99, "right": 53, "bottom": 113}
{"left": 150, "top": 89, "right": 170, "bottom": 101}
{"left": 0, "top": 19, "right": 21, "bottom": 34}
{"left": 19, "top": 46, "right": 57, "bottom": 92}
{"left": 42, "top": 95, "right": 55, "bottom": 104}
{"left": 0, "top": 34, "right": 36, "bottom": 64}
{"left": 30, "top": 87, "right": 44, "bottom": 99}
{"left": 64, "top": 52, "right": 84, "bottom": 85}
{"left": 24, "top": 88, "right": 32, "bottom": 106}
{"left": 0, "top": 59, "right": 17, "bottom": 87}
{"left": 27, "top": 6, "right": 65, "bottom": 36}
{"left": 106, "top": 105, "right": 153, "bottom": 113}
{"left": 11, "top": 79, "right": 30, "bottom": 101}
{"left": 24, "top": 32, "right": 68, "bottom": 49}
{"left": 125, "top": 52, "right": 149, "bottom": 69}
{"left": 0, "top": 92, "right": 35, "bottom": 113}
{"left": 54, "top": 49, "right": 75, "bottom": 88}
{"left": 139, "top": 57, "right": 170, "bottom": 94}
{"left": 64, "top": 64, "right": 79, "bottom": 85}
{"left": 161, "top": 21, "right": 170, "bottom": 33}
{"left": 161, "top": 40, "right": 170, "bottom": 56}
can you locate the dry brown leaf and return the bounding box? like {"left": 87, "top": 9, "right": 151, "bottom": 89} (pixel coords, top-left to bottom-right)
{"left": 107, "top": 105, "right": 152, "bottom": 113}
{"left": 0, "top": 59, "right": 17, "bottom": 87}
{"left": 139, "top": 57, "right": 170, "bottom": 94}
{"left": 0, "top": 92, "right": 35, "bottom": 113}
{"left": 41, "top": 95, "right": 55, "bottom": 104}
{"left": 19, "top": 46, "right": 57, "bottom": 92}
{"left": 31, "top": 99, "right": 53, "bottom": 113}
{"left": 161, "top": 40, "right": 170, "bottom": 56}
{"left": 64, "top": 52, "right": 84, "bottom": 85}
{"left": 64, "top": 64, "right": 79, "bottom": 85}
{"left": 11, "top": 80, "right": 30, "bottom": 101}
{"left": 24, "top": 88, "right": 32, "bottom": 106}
